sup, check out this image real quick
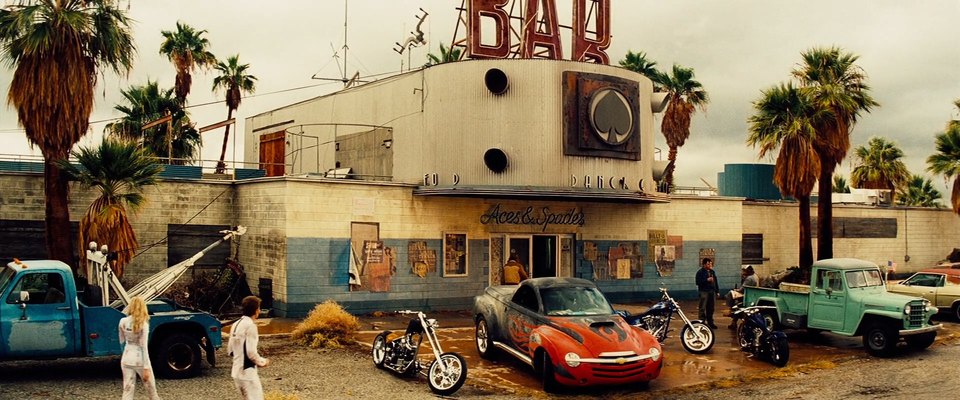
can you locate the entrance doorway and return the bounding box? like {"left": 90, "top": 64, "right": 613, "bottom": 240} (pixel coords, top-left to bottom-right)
{"left": 506, "top": 235, "right": 561, "bottom": 279}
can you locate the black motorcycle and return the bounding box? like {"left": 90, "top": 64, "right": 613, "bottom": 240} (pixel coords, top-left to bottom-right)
{"left": 622, "top": 287, "right": 715, "bottom": 354}
{"left": 371, "top": 310, "right": 468, "bottom": 395}
{"left": 732, "top": 305, "right": 789, "bottom": 367}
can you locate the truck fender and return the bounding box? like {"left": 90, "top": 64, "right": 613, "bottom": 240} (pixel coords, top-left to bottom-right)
{"left": 855, "top": 312, "right": 902, "bottom": 336}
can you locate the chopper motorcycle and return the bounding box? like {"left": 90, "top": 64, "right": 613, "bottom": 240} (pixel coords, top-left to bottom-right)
{"left": 371, "top": 310, "right": 468, "bottom": 395}
{"left": 732, "top": 305, "right": 790, "bottom": 367}
{"left": 622, "top": 287, "right": 715, "bottom": 354}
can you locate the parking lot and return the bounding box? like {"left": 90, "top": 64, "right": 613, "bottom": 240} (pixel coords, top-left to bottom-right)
{"left": 353, "top": 300, "right": 960, "bottom": 397}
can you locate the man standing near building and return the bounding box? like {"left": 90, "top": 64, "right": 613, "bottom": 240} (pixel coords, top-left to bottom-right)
{"left": 230, "top": 296, "right": 270, "bottom": 399}
{"left": 502, "top": 254, "right": 529, "bottom": 285}
{"left": 696, "top": 258, "right": 720, "bottom": 329}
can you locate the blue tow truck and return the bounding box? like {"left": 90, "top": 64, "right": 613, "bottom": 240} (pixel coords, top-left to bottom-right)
{"left": 0, "top": 259, "right": 222, "bottom": 378}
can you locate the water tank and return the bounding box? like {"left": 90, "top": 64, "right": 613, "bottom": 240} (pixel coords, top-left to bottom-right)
{"left": 717, "top": 164, "right": 781, "bottom": 200}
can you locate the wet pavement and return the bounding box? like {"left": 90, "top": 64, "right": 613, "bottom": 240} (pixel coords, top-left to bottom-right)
{"left": 242, "top": 301, "right": 960, "bottom": 397}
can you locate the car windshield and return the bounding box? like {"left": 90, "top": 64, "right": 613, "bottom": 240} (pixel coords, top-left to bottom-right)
{"left": 846, "top": 269, "right": 883, "bottom": 288}
{"left": 0, "top": 267, "right": 14, "bottom": 294}
{"left": 541, "top": 286, "right": 613, "bottom": 316}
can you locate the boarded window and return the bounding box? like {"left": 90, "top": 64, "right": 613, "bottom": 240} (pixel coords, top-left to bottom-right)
{"left": 167, "top": 224, "right": 231, "bottom": 270}
{"left": 811, "top": 217, "right": 897, "bottom": 238}
{"left": 742, "top": 233, "right": 764, "bottom": 264}
{"left": 0, "top": 220, "right": 79, "bottom": 261}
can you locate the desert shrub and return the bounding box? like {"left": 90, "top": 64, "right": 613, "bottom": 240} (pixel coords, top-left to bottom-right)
{"left": 291, "top": 300, "right": 360, "bottom": 349}
{"left": 265, "top": 391, "right": 300, "bottom": 400}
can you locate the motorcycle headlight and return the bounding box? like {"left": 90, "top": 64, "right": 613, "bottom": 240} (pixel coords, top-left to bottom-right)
{"left": 564, "top": 352, "right": 581, "bottom": 368}
{"left": 649, "top": 347, "right": 661, "bottom": 361}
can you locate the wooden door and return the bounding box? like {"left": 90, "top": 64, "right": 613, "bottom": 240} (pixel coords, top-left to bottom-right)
{"left": 259, "top": 131, "right": 285, "bottom": 177}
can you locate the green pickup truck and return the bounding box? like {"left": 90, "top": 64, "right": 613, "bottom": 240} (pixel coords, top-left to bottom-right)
{"left": 743, "top": 258, "right": 941, "bottom": 356}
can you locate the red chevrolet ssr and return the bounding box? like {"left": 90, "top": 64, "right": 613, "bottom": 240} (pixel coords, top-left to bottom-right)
{"left": 473, "top": 277, "right": 662, "bottom": 392}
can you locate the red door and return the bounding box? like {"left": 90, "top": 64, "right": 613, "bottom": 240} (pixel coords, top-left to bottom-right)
{"left": 259, "top": 131, "right": 285, "bottom": 177}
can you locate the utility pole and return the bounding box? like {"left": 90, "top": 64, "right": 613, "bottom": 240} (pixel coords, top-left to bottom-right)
{"left": 166, "top": 110, "right": 173, "bottom": 164}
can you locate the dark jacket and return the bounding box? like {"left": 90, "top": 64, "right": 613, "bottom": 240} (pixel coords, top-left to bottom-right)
{"left": 696, "top": 267, "right": 719, "bottom": 293}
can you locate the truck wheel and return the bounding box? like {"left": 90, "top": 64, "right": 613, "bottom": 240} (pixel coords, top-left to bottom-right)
{"left": 475, "top": 316, "right": 498, "bottom": 360}
{"left": 905, "top": 332, "right": 936, "bottom": 350}
{"left": 761, "top": 311, "right": 780, "bottom": 331}
{"left": 863, "top": 323, "right": 898, "bottom": 357}
{"left": 154, "top": 333, "right": 202, "bottom": 379}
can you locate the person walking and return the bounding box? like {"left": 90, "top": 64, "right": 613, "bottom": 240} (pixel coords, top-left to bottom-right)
{"left": 696, "top": 258, "right": 720, "bottom": 329}
{"left": 119, "top": 296, "right": 160, "bottom": 400}
{"left": 502, "top": 254, "right": 529, "bottom": 284}
{"left": 230, "top": 296, "right": 270, "bottom": 400}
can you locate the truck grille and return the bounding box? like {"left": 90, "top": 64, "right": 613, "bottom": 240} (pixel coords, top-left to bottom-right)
{"left": 908, "top": 300, "right": 925, "bottom": 327}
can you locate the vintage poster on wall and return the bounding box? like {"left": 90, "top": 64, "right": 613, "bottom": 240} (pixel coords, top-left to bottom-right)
{"left": 616, "top": 259, "right": 631, "bottom": 279}
{"left": 668, "top": 235, "right": 683, "bottom": 259}
{"left": 443, "top": 232, "right": 468, "bottom": 277}
{"left": 361, "top": 241, "right": 393, "bottom": 293}
{"left": 655, "top": 245, "right": 676, "bottom": 277}
{"left": 605, "top": 242, "right": 643, "bottom": 280}
{"left": 583, "top": 241, "right": 598, "bottom": 261}
{"left": 699, "top": 248, "right": 716, "bottom": 268}
{"left": 647, "top": 230, "right": 667, "bottom": 264}
{"left": 407, "top": 241, "right": 437, "bottom": 278}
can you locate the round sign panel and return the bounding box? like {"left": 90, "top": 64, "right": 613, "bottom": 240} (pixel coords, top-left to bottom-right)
{"left": 589, "top": 89, "right": 634, "bottom": 146}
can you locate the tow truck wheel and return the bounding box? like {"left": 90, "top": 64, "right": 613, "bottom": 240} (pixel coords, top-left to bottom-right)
{"left": 154, "top": 333, "right": 202, "bottom": 379}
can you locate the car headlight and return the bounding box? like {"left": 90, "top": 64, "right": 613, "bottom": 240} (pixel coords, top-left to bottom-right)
{"left": 564, "top": 352, "right": 581, "bottom": 368}
{"left": 904, "top": 305, "right": 911, "bottom": 315}
{"left": 649, "top": 347, "right": 661, "bottom": 361}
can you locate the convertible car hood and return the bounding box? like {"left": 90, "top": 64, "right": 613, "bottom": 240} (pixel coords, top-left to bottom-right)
{"left": 547, "top": 314, "right": 654, "bottom": 352}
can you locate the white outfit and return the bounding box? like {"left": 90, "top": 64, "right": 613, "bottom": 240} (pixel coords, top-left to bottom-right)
{"left": 229, "top": 316, "right": 268, "bottom": 400}
{"left": 118, "top": 317, "right": 160, "bottom": 400}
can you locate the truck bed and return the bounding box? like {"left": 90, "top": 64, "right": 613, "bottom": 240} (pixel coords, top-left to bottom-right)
{"left": 743, "top": 285, "right": 810, "bottom": 316}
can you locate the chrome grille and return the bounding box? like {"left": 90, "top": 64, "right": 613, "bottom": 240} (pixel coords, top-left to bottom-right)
{"left": 908, "top": 300, "right": 925, "bottom": 327}
{"left": 590, "top": 352, "right": 646, "bottom": 379}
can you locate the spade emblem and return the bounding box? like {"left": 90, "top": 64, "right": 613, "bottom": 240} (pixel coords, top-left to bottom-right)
{"left": 589, "top": 89, "right": 634, "bottom": 145}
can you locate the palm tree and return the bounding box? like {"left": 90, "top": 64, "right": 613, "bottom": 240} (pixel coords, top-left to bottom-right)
{"left": 0, "top": 0, "right": 135, "bottom": 267}
{"left": 426, "top": 42, "right": 461, "bottom": 65}
{"left": 850, "top": 137, "right": 909, "bottom": 203}
{"left": 833, "top": 175, "right": 850, "bottom": 193}
{"left": 747, "top": 82, "right": 823, "bottom": 272}
{"left": 619, "top": 51, "right": 661, "bottom": 84}
{"left": 104, "top": 81, "right": 201, "bottom": 164}
{"left": 792, "top": 46, "right": 878, "bottom": 260}
{"left": 212, "top": 54, "right": 257, "bottom": 174}
{"left": 897, "top": 175, "right": 942, "bottom": 208}
{"left": 159, "top": 22, "right": 216, "bottom": 104}
{"left": 927, "top": 120, "right": 960, "bottom": 214}
{"left": 57, "top": 138, "right": 162, "bottom": 278}
{"left": 659, "top": 64, "right": 709, "bottom": 190}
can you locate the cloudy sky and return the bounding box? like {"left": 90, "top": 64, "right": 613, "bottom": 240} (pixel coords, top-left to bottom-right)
{"left": 1, "top": 0, "right": 958, "bottom": 193}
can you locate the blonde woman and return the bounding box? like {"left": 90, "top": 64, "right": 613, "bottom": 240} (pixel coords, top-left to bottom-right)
{"left": 119, "top": 296, "right": 160, "bottom": 400}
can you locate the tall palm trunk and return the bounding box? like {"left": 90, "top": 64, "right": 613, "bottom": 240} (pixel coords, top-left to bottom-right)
{"left": 816, "top": 158, "right": 835, "bottom": 260}
{"left": 799, "top": 194, "right": 814, "bottom": 278}
{"left": 666, "top": 145, "right": 678, "bottom": 191}
{"left": 44, "top": 154, "right": 74, "bottom": 266}
{"left": 215, "top": 107, "right": 234, "bottom": 174}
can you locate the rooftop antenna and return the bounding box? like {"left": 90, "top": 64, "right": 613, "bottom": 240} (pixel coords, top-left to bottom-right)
{"left": 311, "top": 0, "right": 359, "bottom": 88}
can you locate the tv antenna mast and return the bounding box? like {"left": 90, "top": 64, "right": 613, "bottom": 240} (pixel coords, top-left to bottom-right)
{"left": 311, "top": 0, "right": 361, "bottom": 88}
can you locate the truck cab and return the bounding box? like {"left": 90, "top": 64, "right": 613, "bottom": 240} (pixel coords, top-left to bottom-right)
{"left": 0, "top": 261, "right": 79, "bottom": 358}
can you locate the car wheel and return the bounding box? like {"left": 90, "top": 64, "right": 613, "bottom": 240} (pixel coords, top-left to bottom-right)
{"left": 953, "top": 303, "right": 960, "bottom": 322}
{"left": 475, "top": 316, "right": 497, "bottom": 360}
{"left": 540, "top": 352, "right": 560, "bottom": 394}
{"left": 863, "top": 322, "right": 898, "bottom": 357}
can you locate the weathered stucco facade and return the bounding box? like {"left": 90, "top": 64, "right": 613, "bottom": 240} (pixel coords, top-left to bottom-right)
{"left": 3, "top": 172, "right": 959, "bottom": 317}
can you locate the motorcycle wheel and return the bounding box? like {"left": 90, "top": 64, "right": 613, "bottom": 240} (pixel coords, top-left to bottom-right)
{"left": 735, "top": 320, "right": 750, "bottom": 349}
{"left": 767, "top": 335, "right": 790, "bottom": 367}
{"left": 372, "top": 331, "right": 389, "bottom": 368}
{"left": 427, "top": 352, "right": 468, "bottom": 396}
{"left": 680, "top": 322, "right": 715, "bottom": 354}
